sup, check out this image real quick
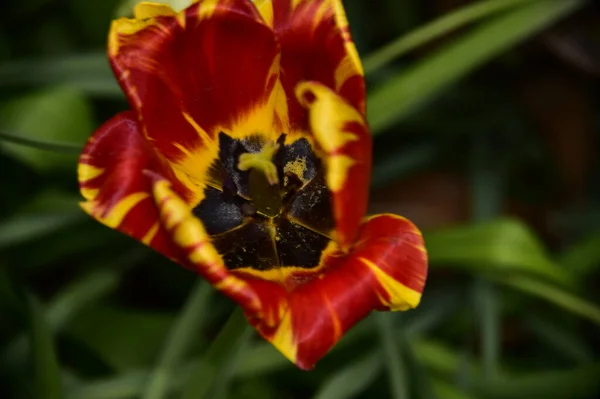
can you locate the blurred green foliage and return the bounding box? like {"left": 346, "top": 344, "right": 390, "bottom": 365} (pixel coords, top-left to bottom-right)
{"left": 1, "top": 0, "right": 599, "bottom": 398}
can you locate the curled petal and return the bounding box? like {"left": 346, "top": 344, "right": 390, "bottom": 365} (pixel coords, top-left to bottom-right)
{"left": 255, "top": 0, "right": 365, "bottom": 131}
{"left": 296, "top": 81, "right": 371, "bottom": 249}
{"left": 147, "top": 173, "right": 289, "bottom": 326}
{"left": 78, "top": 112, "right": 191, "bottom": 260}
{"left": 252, "top": 213, "right": 428, "bottom": 370}
{"left": 109, "top": 0, "right": 282, "bottom": 189}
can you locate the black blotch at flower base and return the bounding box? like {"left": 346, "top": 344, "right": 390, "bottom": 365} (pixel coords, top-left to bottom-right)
{"left": 192, "top": 133, "right": 335, "bottom": 271}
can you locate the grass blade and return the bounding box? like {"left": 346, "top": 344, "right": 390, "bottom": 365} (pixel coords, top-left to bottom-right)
{"left": 0, "top": 53, "right": 120, "bottom": 97}
{"left": 28, "top": 293, "right": 65, "bottom": 399}
{"left": 425, "top": 218, "right": 573, "bottom": 286}
{"left": 0, "top": 130, "right": 82, "bottom": 153}
{"left": 0, "top": 212, "right": 83, "bottom": 251}
{"left": 496, "top": 275, "right": 600, "bottom": 326}
{"left": 363, "top": 0, "right": 535, "bottom": 74}
{"left": 313, "top": 352, "right": 381, "bottom": 399}
{"left": 2, "top": 250, "right": 146, "bottom": 370}
{"left": 367, "top": 0, "right": 585, "bottom": 134}
{"left": 181, "top": 308, "right": 253, "bottom": 399}
{"left": 376, "top": 314, "right": 409, "bottom": 399}
{"left": 143, "top": 281, "right": 212, "bottom": 399}
{"left": 470, "top": 136, "right": 503, "bottom": 380}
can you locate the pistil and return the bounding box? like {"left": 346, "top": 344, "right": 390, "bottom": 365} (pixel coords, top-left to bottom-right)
{"left": 237, "top": 141, "right": 282, "bottom": 218}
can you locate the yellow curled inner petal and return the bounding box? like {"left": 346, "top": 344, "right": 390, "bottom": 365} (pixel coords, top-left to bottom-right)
{"left": 238, "top": 142, "right": 281, "bottom": 186}
{"left": 134, "top": 2, "right": 177, "bottom": 19}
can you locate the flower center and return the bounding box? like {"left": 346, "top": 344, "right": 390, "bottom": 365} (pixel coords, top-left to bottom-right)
{"left": 192, "top": 132, "right": 334, "bottom": 271}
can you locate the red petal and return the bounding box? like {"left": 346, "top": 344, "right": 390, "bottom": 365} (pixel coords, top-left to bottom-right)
{"left": 249, "top": 213, "right": 428, "bottom": 370}
{"left": 256, "top": 0, "right": 365, "bottom": 131}
{"left": 296, "top": 82, "right": 371, "bottom": 248}
{"left": 78, "top": 112, "right": 192, "bottom": 261}
{"left": 109, "top": 0, "right": 281, "bottom": 164}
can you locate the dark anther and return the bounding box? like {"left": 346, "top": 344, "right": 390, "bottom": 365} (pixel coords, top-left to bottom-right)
{"left": 241, "top": 202, "right": 257, "bottom": 217}
{"left": 222, "top": 176, "right": 238, "bottom": 201}
{"left": 195, "top": 132, "right": 334, "bottom": 271}
{"left": 276, "top": 133, "right": 287, "bottom": 147}
{"left": 283, "top": 172, "right": 303, "bottom": 202}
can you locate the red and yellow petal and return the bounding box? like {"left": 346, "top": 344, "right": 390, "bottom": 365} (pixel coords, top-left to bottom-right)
{"left": 109, "top": 0, "right": 283, "bottom": 192}
{"left": 78, "top": 111, "right": 193, "bottom": 261}
{"left": 147, "top": 173, "right": 291, "bottom": 328}
{"left": 296, "top": 81, "right": 371, "bottom": 249}
{"left": 255, "top": 0, "right": 365, "bottom": 131}
{"left": 143, "top": 171, "right": 426, "bottom": 371}
{"left": 251, "top": 213, "right": 427, "bottom": 370}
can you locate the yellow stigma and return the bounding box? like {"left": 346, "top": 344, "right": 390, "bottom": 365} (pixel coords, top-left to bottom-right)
{"left": 238, "top": 142, "right": 280, "bottom": 185}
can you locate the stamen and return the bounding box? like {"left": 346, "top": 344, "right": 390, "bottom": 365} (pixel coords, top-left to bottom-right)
{"left": 237, "top": 142, "right": 280, "bottom": 185}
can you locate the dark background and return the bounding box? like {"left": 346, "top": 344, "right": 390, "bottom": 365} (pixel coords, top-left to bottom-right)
{"left": 0, "top": 0, "right": 599, "bottom": 398}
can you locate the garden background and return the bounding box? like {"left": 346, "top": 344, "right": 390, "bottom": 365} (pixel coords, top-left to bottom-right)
{"left": 1, "top": 0, "right": 599, "bottom": 398}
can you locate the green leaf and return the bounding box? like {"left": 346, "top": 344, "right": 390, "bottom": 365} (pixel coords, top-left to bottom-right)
{"left": 559, "top": 231, "right": 600, "bottom": 276}
{"left": 367, "top": 0, "right": 585, "bottom": 134}
{"left": 432, "top": 380, "right": 475, "bottom": 399}
{"left": 0, "top": 130, "right": 82, "bottom": 153}
{"left": 313, "top": 352, "right": 381, "bottom": 399}
{"left": 363, "top": 0, "right": 536, "bottom": 74}
{"left": 142, "top": 281, "right": 212, "bottom": 399}
{"left": 415, "top": 340, "right": 600, "bottom": 399}
{"left": 0, "top": 87, "right": 93, "bottom": 170}
{"left": 236, "top": 342, "right": 291, "bottom": 377}
{"left": 425, "top": 218, "right": 573, "bottom": 286}
{"left": 181, "top": 308, "right": 253, "bottom": 399}
{"left": 496, "top": 275, "right": 600, "bottom": 326}
{"left": 67, "top": 306, "right": 175, "bottom": 371}
{"left": 376, "top": 314, "right": 409, "bottom": 399}
{"left": 0, "top": 212, "right": 83, "bottom": 251}
{"left": 475, "top": 365, "right": 600, "bottom": 399}
{"left": 2, "top": 251, "right": 146, "bottom": 370}
{"left": 371, "top": 143, "right": 439, "bottom": 188}
{"left": 0, "top": 53, "right": 120, "bottom": 97}
{"left": 67, "top": 367, "right": 192, "bottom": 399}
{"left": 525, "top": 315, "right": 592, "bottom": 363}
{"left": 28, "top": 293, "right": 65, "bottom": 399}
{"left": 413, "top": 340, "right": 480, "bottom": 377}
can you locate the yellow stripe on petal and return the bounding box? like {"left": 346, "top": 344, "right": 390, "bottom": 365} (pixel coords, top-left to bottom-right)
{"left": 109, "top": 18, "right": 156, "bottom": 56}
{"left": 141, "top": 222, "right": 160, "bottom": 244}
{"left": 78, "top": 164, "right": 104, "bottom": 182}
{"left": 80, "top": 188, "right": 99, "bottom": 201}
{"left": 254, "top": 0, "right": 274, "bottom": 27}
{"left": 228, "top": 54, "right": 285, "bottom": 140}
{"left": 197, "top": 0, "right": 219, "bottom": 20}
{"left": 322, "top": 294, "right": 342, "bottom": 342}
{"left": 327, "top": 154, "right": 355, "bottom": 192}
{"left": 331, "top": 0, "right": 364, "bottom": 76}
{"left": 133, "top": 2, "right": 177, "bottom": 19}
{"left": 269, "top": 312, "right": 298, "bottom": 365}
{"left": 295, "top": 81, "right": 364, "bottom": 192}
{"left": 81, "top": 192, "right": 149, "bottom": 229}
{"left": 296, "top": 81, "right": 362, "bottom": 153}
{"left": 152, "top": 179, "right": 222, "bottom": 266}
{"left": 182, "top": 112, "right": 216, "bottom": 148}
{"left": 358, "top": 257, "right": 422, "bottom": 311}
{"left": 103, "top": 192, "right": 149, "bottom": 228}
{"left": 335, "top": 54, "right": 359, "bottom": 92}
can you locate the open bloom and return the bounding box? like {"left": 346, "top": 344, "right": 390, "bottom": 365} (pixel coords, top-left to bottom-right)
{"left": 78, "top": 0, "right": 428, "bottom": 370}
